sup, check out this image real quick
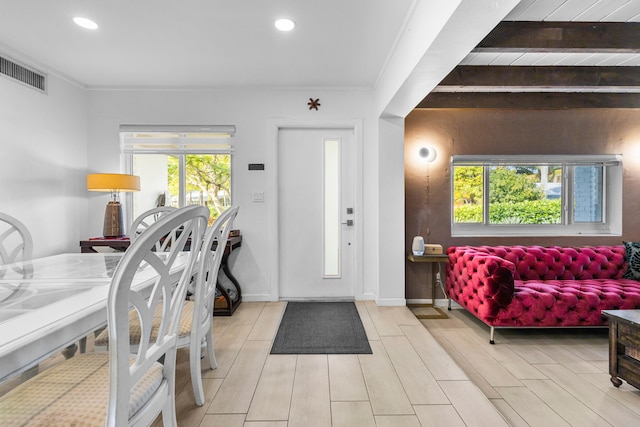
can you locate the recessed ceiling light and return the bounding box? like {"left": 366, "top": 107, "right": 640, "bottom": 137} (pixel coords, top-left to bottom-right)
{"left": 275, "top": 18, "right": 295, "bottom": 32}
{"left": 73, "top": 16, "right": 98, "bottom": 30}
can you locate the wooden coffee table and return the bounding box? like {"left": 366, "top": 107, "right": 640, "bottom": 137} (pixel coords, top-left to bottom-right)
{"left": 602, "top": 309, "right": 640, "bottom": 390}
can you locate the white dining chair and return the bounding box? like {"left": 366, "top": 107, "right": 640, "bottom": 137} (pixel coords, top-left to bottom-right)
{"left": 0, "top": 212, "right": 83, "bottom": 363}
{"left": 129, "top": 206, "right": 177, "bottom": 242}
{"left": 0, "top": 205, "right": 209, "bottom": 426}
{"left": 186, "top": 205, "right": 239, "bottom": 405}
{"left": 0, "top": 212, "right": 33, "bottom": 270}
{"left": 95, "top": 206, "right": 239, "bottom": 406}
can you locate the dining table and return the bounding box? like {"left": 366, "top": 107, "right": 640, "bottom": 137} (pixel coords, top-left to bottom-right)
{"left": 0, "top": 251, "right": 189, "bottom": 383}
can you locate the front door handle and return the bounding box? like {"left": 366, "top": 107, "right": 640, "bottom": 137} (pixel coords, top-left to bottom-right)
{"left": 341, "top": 219, "right": 354, "bottom": 226}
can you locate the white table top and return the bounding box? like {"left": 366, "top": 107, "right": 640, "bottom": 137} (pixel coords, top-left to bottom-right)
{"left": 0, "top": 252, "right": 124, "bottom": 281}
{"left": 0, "top": 252, "right": 188, "bottom": 383}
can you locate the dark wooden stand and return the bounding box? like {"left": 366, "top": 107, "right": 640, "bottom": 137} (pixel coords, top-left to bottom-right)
{"left": 602, "top": 310, "right": 640, "bottom": 390}
{"left": 212, "top": 236, "right": 243, "bottom": 316}
{"left": 407, "top": 253, "right": 449, "bottom": 319}
{"left": 79, "top": 235, "right": 243, "bottom": 316}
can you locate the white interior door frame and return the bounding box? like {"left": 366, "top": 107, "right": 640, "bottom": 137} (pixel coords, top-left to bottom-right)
{"left": 267, "top": 119, "right": 364, "bottom": 301}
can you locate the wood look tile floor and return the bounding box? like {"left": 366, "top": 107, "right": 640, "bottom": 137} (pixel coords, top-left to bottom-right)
{"left": 163, "top": 301, "right": 508, "bottom": 427}
{"left": 421, "top": 307, "right": 640, "bottom": 427}
{"left": 3, "top": 301, "right": 640, "bottom": 426}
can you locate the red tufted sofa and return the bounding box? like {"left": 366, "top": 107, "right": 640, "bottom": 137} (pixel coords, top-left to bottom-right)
{"left": 446, "top": 245, "right": 640, "bottom": 343}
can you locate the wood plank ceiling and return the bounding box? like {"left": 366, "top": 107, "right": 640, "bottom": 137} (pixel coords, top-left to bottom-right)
{"left": 419, "top": 0, "right": 640, "bottom": 108}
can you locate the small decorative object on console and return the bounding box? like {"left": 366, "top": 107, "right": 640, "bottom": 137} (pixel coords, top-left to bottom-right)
{"left": 412, "top": 236, "right": 424, "bottom": 256}
{"left": 424, "top": 244, "right": 443, "bottom": 255}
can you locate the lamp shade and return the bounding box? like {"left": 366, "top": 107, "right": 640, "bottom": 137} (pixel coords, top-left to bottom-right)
{"left": 87, "top": 173, "right": 140, "bottom": 192}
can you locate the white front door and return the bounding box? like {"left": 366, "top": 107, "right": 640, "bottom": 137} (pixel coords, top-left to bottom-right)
{"left": 278, "top": 127, "right": 355, "bottom": 299}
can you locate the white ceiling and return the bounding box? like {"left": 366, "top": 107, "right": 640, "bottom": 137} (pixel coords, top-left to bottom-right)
{"left": 1, "top": 0, "right": 639, "bottom": 90}
{"left": 0, "top": 0, "right": 414, "bottom": 88}
{"left": 506, "top": 0, "right": 640, "bottom": 21}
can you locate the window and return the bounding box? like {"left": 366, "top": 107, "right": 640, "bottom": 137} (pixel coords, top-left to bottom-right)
{"left": 120, "top": 125, "right": 235, "bottom": 224}
{"left": 324, "top": 138, "right": 340, "bottom": 277}
{"left": 451, "top": 155, "right": 622, "bottom": 236}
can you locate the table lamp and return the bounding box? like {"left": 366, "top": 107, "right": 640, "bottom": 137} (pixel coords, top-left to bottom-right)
{"left": 87, "top": 173, "right": 140, "bottom": 238}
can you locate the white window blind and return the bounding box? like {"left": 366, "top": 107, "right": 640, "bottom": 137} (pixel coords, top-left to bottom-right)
{"left": 120, "top": 124, "right": 235, "bottom": 154}
{"left": 451, "top": 154, "right": 621, "bottom": 166}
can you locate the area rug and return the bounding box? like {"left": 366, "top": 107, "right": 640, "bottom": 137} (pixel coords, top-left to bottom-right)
{"left": 270, "top": 301, "right": 372, "bottom": 354}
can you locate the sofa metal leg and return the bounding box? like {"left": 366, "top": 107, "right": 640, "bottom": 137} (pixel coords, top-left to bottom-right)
{"left": 490, "top": 327, "right": 495, "bottom": 344}
{"left": 447, "top": 298, "right": 452, "bottom": 311}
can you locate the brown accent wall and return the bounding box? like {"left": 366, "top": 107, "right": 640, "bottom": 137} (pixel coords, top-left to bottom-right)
{"left": 404, "top": 108, "right": 640, "bottom": 301}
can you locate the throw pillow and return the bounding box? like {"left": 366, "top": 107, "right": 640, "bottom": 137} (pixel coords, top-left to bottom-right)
{"left": 622, "top": 241, "right": 640, "bottom": 281}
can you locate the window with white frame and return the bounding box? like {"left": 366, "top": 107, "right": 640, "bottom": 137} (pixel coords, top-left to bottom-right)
{"left": 120, "top": 125, "right": 235, "bottom": 225}
{"left": 451, "top": 154, "right": 622, "bottom": 237}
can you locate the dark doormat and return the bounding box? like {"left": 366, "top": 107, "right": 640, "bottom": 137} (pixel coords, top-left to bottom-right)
{"left": 270, "top": 301, "right": 372, "bottom": 354}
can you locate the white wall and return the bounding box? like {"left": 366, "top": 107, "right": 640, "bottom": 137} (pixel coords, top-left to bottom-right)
{"left": 86, "top": 87, "right": 382, "bottom": 301}
{"left": 0, "top": 73, "right": 88, "bottom": 258}
{"left": 0, "top": 0, "right": 521, "bottom": 307}
{"left": 377, "top": 117, "right": 407, "bottom": 305}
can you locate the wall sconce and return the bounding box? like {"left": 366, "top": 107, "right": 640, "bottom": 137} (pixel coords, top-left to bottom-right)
{"left": 415, "top": 145, "right": 437, "bottom": 243}
{"left": 87, "top": 173, "right": 140, "bottom": 238}
{"left": 418, "top": 146, "right": 437, "bottom": 163}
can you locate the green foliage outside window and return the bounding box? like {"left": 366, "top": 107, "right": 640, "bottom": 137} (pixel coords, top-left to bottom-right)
{"left": 453, "top": 165, "right": 562, "bottom": 224}
{"left": 453, "top": 166, "right": 483, "bottom": 205}
{"left": 167, "top": 154, "right": 231, "bottom": 222}
{"left": 454, "top": 200, "right": 562, "bottom": 224}
{"left": 488, "top": 167, "right": 544, "bottom": 203}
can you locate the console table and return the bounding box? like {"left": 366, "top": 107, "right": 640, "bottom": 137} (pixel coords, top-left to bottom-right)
{"left": 407, "top": 253, "right": 448, "bottom": 319}
{"left": 602, "top": 309, "right": 640, "bottom": 390}
{"left": 79, "top": 238, "right": 130, "bottom": 253}
{"left": 79, "top": 236, "right": 243, "bottom": 315}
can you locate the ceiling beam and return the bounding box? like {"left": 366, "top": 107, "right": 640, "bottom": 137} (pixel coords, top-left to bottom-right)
{"left": 420, "top": 21, "right": 640, "bottom": 108}
{"left": 434, "top": 65, "right": 640, "bottom": 92}
{"left": 476, "top": 21, "right": 640, "bottom": 53}
{"left": 417, "top": 92, "right": 640, "bottom": 109}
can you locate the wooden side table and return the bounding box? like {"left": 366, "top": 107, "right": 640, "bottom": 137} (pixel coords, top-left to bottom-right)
{"left": 79, "top": 236, "right": 243, "bottom": 316}
{"left": 407, "top": 253, "right": 449, "bottom": 319}
{"left": 602, "top": 309, "right": 640, "bottom": 390}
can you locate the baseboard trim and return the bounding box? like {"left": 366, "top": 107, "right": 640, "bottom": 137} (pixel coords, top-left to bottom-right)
{"left": 241, "top": 294, "right": 273, "bottom": 302}
{"left": 375, "top": 297, "right": 407, "bottom": 307}
{"left": 359, "top": 292, "right": 376, "bottom": 301}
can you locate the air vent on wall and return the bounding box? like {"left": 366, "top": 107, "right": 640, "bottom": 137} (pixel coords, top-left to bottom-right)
{"left": 0, "top": 54, "right": 46, "bottom": 92}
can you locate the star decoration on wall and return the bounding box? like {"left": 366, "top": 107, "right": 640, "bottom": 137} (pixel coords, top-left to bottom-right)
{"left": 307, "top": 98, "right": 321, "bottom": 110}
